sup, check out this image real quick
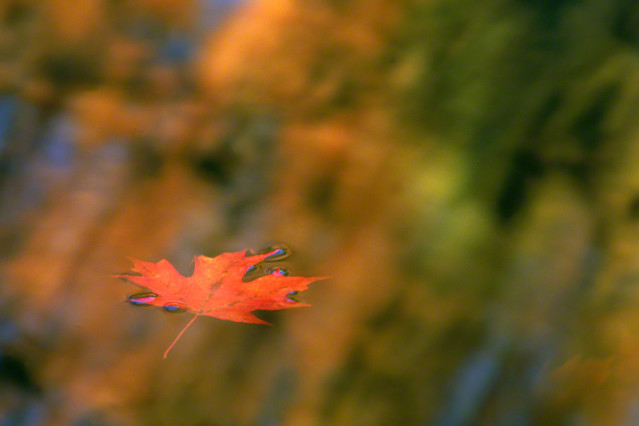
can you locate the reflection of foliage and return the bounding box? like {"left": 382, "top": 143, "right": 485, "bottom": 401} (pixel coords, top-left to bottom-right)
{"left": 393, "top": 0, "right": 639, "bottom": 424}
{"left": 2, "top": 0, "right": 639, "bottom": 424}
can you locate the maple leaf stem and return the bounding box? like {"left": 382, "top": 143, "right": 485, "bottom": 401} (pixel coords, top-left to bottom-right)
{"left": 163, "top": 314, "right": 200, "bottom": 359}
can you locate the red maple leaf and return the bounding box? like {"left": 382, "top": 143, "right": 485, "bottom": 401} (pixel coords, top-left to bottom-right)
{"left": 117, "top": 248, "right": 328, "bottom": 358}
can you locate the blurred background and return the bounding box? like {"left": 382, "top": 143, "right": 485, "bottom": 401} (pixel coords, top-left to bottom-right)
{"left": 2, "top": 0, "right": 639, "bottom": 424}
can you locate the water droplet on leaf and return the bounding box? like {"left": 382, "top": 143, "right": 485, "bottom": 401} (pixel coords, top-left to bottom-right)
{"left": 258, "top": 244, "right": 291, "bottom": 262}
{"left": 242, "top": 263, "right": 264, "bottom": 282}
{"left": 163, "top": 302, "right": 186, "bottom": 313}
{"left": 127, "top": 292, "right": 158, "bottom": 306}
{"left": 285, "top": 291, "right": 299, "bottom": 302}
{"left": 265, "top": 265, "right": 290, "bottom": 276}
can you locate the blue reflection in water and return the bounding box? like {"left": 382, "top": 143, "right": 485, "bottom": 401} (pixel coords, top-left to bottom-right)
{"left": 40, "top": 113, "right": 76, "bottom": 168}
{"left": 198, "top": 0, "right": 249, "bottom": 30}
{"left": 0, "top": 96, "right": 17, "bottom": 151}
